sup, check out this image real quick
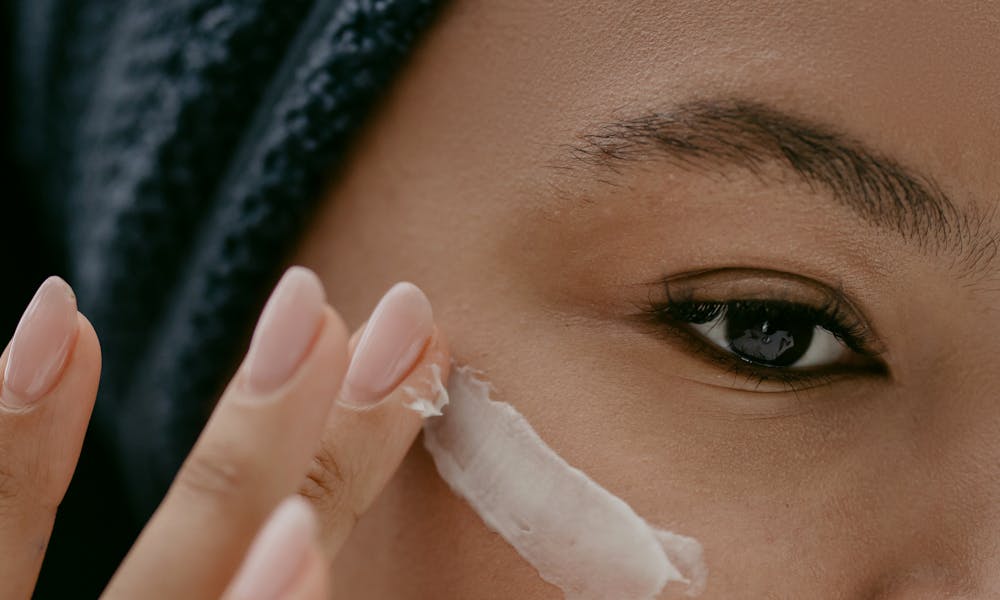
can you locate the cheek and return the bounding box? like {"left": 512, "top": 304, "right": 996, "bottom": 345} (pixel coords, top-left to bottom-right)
{"left": 416, "top": 313, "right": 891, "bottom": 597}
{"left": 422, "top": 365, "right": 706, "bottom": 598}
{"left": 332, "top": 440, "right": 556, "bottom": 598}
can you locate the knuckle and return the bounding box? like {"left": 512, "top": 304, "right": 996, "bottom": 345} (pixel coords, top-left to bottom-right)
{"left": 0, "top": 463, "right": 56, "bottom": 520}
{"left": 174, "top": 445, "right": 254, "bottom": 505}
{"left": 0, "top": 464, "right": 18, "bottom": 506}
{"left": 298, "top": 445, "right": 356, "bottom": 525}
{"left": 0, "top": 457, "right": 60, "bottom": 516}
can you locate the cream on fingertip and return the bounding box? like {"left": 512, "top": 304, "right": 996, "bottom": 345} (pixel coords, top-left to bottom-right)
{"left": 401, "top": 362, "right": 450, "bottom": 417}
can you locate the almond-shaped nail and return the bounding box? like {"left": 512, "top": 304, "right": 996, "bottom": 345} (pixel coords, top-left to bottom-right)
{"left": 226, "top": 496, "right": 318, "bottom": 600}
{"left": 339, "top": 282, "right": 433, "bottom": 408}
{"left": 1, "top": 276, "right": 79, "bottom": 409}
{"left": 243, "top": 267, "right": 326, "bottom": 395}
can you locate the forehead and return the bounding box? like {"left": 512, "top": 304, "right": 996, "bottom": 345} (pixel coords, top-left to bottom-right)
{"left": 445, "top": 0, "right": 999, "bottom": 208}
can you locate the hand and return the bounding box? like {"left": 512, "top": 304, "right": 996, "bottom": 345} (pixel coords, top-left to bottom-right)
{"left": 0, "top": 267, "right": 450, "bottom": 599}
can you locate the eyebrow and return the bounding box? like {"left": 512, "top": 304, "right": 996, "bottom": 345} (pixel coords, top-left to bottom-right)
{"left": 560, "top": 98, "right": 998, "bottom": 282}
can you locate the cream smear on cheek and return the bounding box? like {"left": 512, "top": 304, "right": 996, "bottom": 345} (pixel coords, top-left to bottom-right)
{"left": 411, "top": 362, "right": 707, "bottom": 599}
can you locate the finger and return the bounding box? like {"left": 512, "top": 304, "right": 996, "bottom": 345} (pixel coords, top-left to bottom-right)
{"left": 347, "top": 319, "right": 367, "bottom": 355}
{"left": 298, "top": 282, "right": 451, "bottom": 557}
{"left": 0, "top": 277, "right": 100, "bottom": 600}
{"left": 223, "top": 496, "right": 329, "bottom": 600}
{"left": 103, "top": 267, "right": 349, "bottom": 600}
{"left": 284, "top": 542, "right": 331, "bottom": 600}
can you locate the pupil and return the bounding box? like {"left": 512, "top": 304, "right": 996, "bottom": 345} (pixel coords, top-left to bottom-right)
{"left": 725, "top": 304, "right": 813, "bottom": 366}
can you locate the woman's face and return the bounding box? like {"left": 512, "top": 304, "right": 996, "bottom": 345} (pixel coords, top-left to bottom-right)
{"left": 292, "top": 1, "right": 1000, "bottom": 597}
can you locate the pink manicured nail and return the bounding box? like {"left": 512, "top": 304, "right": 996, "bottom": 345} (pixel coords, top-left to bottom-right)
{"left": 226, "top": 497, "right": 318, "bottom": 600}
{"left": 243, "top": 267, "right": 326, "bottom": 395}
{"left": 1, "top": 276, "right": 78, "bottom": 409}
{"left": 339, "top": 282, "right": 433, "bottom": 408}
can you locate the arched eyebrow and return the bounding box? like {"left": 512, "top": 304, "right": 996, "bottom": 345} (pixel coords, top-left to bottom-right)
{"left": 560, "top": 98, "right": 998, "bottom": 282}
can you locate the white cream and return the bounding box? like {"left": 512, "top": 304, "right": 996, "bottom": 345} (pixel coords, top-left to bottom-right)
{"left": 421, "top": 363, "right": 707, "bottom": 599}
{"left": 402, "top": 363, "right": 449, "bottom": 417}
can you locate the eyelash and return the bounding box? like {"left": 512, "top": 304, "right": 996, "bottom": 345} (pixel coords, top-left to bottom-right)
{"left": 639, "top": 295, "right": 886, "bottom": 392}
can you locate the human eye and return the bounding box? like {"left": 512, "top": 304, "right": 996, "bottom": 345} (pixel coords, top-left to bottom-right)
{"left": 635, "top": 268, "right": 889, "bottom": 391}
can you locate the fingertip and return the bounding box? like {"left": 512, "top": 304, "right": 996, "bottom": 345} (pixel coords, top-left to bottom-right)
{"left": 336, "top": 322, "right": 450, "bottom": 417}
{"left": 225, "top": 496, "right": 320, "bottom": 600}
{"left": 337, "top": 282, "right": 434, "bottom": 409}
{"left": 40, "top": 311, "right": 101, "bottom": 414}
{"left": 397, "top": 326, "right": 452, "bottom": 418}
{"left": 72, "top": 311, "right": 102, "bottom": 377}
{"left": 347, "top": 319, "right": 369, "bottom": 356}
{"left": 235, "top": 271, "right": 350, "bottom": 400}
{"left": 283, "top": 540, "right": 331, "bottom": 600}
{"left": 242, "top": 267, "right": 329, "bottom": 395}
{"left": 1, "top": 277, "right": 79, "bottom": 409}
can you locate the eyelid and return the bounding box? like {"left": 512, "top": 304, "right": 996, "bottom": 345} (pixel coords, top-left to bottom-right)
{"left": 658, "top": 268, "right": 842, "bottom": 306}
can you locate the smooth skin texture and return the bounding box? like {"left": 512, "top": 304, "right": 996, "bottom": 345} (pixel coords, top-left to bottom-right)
{"left": 290, "top": 1, "right": 1000, "bottom": 598}
{"left": 0, "top": 268, "right": 450, "bottom": 599}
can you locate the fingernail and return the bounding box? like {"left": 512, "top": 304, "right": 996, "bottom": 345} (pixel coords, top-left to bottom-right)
{"left": 227, "top": 497, "right": 317, "bottom": 600}
{"left": 1, "top": 276, "right": 78, "bottom": 409}
{"left": 339, "top": 282, "right": 433, "bottom": 408}
{"left": 243, "top": 267, "right": 326, "bottom": 395}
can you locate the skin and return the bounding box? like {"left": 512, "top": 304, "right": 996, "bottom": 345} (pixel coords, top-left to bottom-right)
{"left": 3, "top": 1, "right": 997, "bottom": 598}
{"left": 290, "top": 1, "right": 1000, "bottom": 598}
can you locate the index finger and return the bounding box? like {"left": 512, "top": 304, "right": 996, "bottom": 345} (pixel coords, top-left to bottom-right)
{"left": 0, "top": 278, "right": 99, "bottom": 600}
{"left": 102, "top": 267, "right": 349, "bottom": 600}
